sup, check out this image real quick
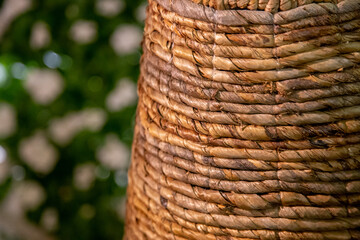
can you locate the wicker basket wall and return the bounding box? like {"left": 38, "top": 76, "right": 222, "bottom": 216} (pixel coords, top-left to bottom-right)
{"left": 125, "top": 0, "right": 360, "bottom": 238}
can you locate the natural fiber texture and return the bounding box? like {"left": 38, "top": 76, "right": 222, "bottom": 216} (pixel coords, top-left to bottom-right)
{"left": 190, "top": 0, "right": 341, "bottom": 12}
{"left": 125, "top": 0, "right": 360, "bottom": 238}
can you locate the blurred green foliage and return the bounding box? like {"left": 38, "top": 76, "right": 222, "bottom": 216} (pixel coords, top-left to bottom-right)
{"left": 0, "top": 0, "right": 146, "bottom": 239}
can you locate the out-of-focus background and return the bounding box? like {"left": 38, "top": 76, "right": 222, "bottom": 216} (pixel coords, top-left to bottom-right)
{"left": 0, "top": 0, "right": 146, "bottom": 239}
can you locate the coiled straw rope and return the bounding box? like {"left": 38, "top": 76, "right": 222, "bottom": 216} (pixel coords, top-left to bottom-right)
{"left": 125, "top": 0, "right": 360, "bottom": 238}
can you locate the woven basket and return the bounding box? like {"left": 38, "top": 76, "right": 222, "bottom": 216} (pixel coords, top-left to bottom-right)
{"left": 125, "top": 0, "right": 360, "bottom": 238}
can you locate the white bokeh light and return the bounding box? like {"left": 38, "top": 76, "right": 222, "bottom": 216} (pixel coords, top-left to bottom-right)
{"left": 110, "top": 24, "right": 142, "bottom": 55}
{"left": 11, "top": 62, "right": 27, "bottom": 79}
{"left": 0, "top": 145, "right": 7, "bottom": 164}
{"left": 106, "top": 78, "right": 137, "bottom": 112}
{"left": 0, "top": 63, "right": 7, "bottom": 85}
{"left": 30, "top": 21, "right": 51, "bottom": 49}
{"left": 96, "top": 0, "right": 124, "bottom": 17}
{"left": 0, "top": 102, "right": 17, "bottom": 138}
{"left": 25, "top": 68, "right": 64, "bottom": 105}
{"left": 69, "top": 20, "right": 97, "bottom": 44}
{"left": 43, "top": 51, "right": 62, "bottom": 69}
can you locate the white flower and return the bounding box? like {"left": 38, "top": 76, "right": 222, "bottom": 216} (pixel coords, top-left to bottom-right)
{"left": 96, "top": 0, "right": 124, "bottom": 17}
{"left": 0, "top": 103, "right": 16, "bottom": 138}
{"left": 30, "top": 21, "right": 51, "bottom": 49}
{"left": 106, "top": 78, "right": 137, "bottom": 112}
{"left": 97, "top": 134, "right": 130, "bottom": 170}
{"left": 2, "top": 181, "right": 45, "bottom": 217}
{"left": 25, "top": 68, "right": 64, "bottom": 105}
{"left": 110, "top": 24, "right": 142, "bottom": 55}
{"left": 74, "top": 163, "right": 96, "bottom": 191}
{"left": 70, "top": 20, "right": 97, "bottom": 44}
{"left": 40, "top": 208, "right": 58, "bottom": 231}
{"left": 19, "top": 131, "right": 58, "bottom": 174}
{"left": 49, "top": 108, "right": 107, "bottom": 145}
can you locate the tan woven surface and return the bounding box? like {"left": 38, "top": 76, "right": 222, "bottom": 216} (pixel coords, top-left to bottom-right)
{"left": 190, "top": 0, "right": 342, "bottom": 12}
{"left": 125, "top": 0, "right": 360, "bottom": 238}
